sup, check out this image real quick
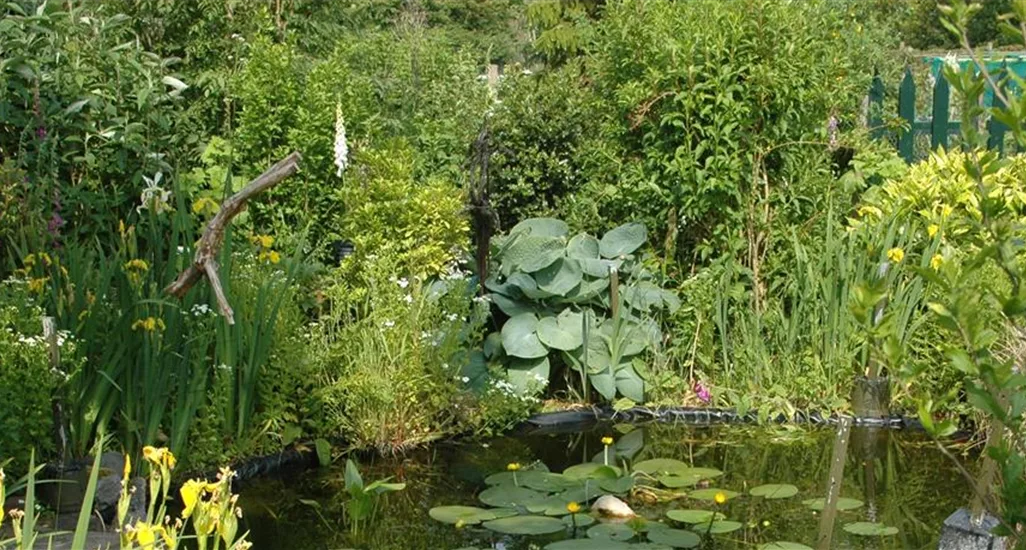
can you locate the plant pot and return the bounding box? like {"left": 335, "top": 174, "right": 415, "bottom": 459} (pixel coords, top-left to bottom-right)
{"left": 851, "top": 375, "right": 891, "bottom": 419}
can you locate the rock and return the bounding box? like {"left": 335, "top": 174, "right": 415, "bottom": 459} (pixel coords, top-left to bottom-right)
{"left": 591, "top": 494, "right": 636, "bottom": 518}
{"left": 937, "top": 507, "right": 1007, "bottom": 550}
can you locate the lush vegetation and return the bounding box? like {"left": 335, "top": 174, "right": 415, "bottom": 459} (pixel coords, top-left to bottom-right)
{"left": 2, "top": 0, "right": 1026, "bottom": 545}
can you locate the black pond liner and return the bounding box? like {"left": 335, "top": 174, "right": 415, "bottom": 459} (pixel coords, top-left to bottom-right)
{"left": 222, "top": 406, "right": 925, "bottom": 484}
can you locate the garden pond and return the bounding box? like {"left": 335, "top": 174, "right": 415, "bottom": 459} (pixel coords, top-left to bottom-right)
{"left": 237, "top": 422, "right": 971, "bottom": 549}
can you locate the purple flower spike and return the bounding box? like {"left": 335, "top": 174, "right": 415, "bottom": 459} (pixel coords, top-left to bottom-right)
{"left": 693, "top": 381, "right": 711, "bottom": 404}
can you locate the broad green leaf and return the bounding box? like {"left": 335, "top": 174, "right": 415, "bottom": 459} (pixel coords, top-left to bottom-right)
{"left": 666, "top": 509, "right": 725, "bottom": 524}
{"left": 692, "top": 520, "right": 742, "bottom": 534}
{"left": 567, "top": 233, "right": 601, "bottom": 259}
{"left": 563, "top": 463, "right": 622, "bottom": 480}
{"left": 759, "top": 543, "right": 814, "bottom": 550}
{"left": 429, "top": 505, "right": 497, "bottom": 525}
{"left": 580, "top": 258, "right": 622, "bottom": 278}
{"left": 503, "top": 235, "right": 565, "bottom": 274}
{"left": 507, "top": 356, "right": 551, "bottom": 394}
{"left": 536, "top": 258, "right": 584, "bottom": 296}
{"left": 478, "top": 485, "right": 549, "bottom": 508}
{"left": 508, "top": 272, "right": 554, "bottom": 299}
{"left": 615, "top": 365, "right": 645, "bottom": 402}
{"left": 491, "top": 293, "right": 537, "bottom": 317}
{"left": 600, "top": 223, "right": 647, "bottom": 258}
{"left": 633, "top": 458, "right": 690, "bottom": 476}
{"left": 502, "top": 313, "right": 547, "bottom": 359}
{"left": 539, "top": 316, "right": 583, "bottom": 351}
{"left": 511, "top": 217, "right": 570, "bottom": 238}
{"left": 843, "top": 522, "right": 898, "bottom": 536}
{"left": 646, "top": 527, "right": 701, "bottom": 548}
{"left": 588, "top": 523, "right": 636, "bottom": 541}
{"left": 482, "top": 515, "right": 566, "bottom": 535}
{"left": 802, "top": 497, "right": 863, "bottom": 511}
{"left": 546, "top": 540, "right": 631, "bottom": 550}
{"left": 749, "top": 484, "right": 798, "bottom": 499}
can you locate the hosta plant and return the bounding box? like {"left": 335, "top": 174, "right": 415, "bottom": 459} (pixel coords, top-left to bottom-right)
{"left": 484, "top": 219, "right": 678, "bottom": 402}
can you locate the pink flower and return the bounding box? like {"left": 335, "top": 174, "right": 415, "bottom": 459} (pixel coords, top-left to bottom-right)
{"left": 693, "top": 381, "right": 711, "bottom": 404}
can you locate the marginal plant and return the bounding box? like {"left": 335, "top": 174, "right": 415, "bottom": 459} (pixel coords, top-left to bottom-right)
{"left": 343, "top": 459, "right": 406, "bottom": 536}
{"left": 484, "top": 219, "right": 678, "bottom": 402}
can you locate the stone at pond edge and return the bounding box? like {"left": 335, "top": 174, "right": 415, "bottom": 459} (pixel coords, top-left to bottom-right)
{"left": 937, "top": 507, "right": 1007, "bottom": 550}
{"left": 591, "top": 494, "right": 636, "bottom": 518}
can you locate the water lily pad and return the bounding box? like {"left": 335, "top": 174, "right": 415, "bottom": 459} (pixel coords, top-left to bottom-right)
{"left": 428, "top": 506, "right": 496, "bottom": 525}
{"left": 665, "top": 510, "right": 725, "bottom": 524}
{"left": 692, "top": 520, "right": 742, "bottom": 534}
{"left": 759, "top": 543, "right": 814, "bottom": 550}
{"left": 484, "top": 466, "right": 551, "bottom": 486}
{"left": 843, "top": 522, "right": 898, "bottom": 536}
{"left": 676, "top": 467, "right": 723, "bottom": 479}
{"left": 802, "top": 497, "right": 863, "bottom": 511}
{"left": 599, "top": 476, "right": 634, "bottom": 495}
{"left": 646, "top": 527, "right": 701, "bottom": 548}
{"left": 562, "top": 513, "right": 596, "bottom": 528}
{"left": 564, "top": 463, "right": 621, "bottom": 480}
{"left": 588, "top": 523, "right": 636, "bottom": 542}
{"left": 525, "top": 472, "right": 581, "bottom": 493}
{"left": 632, "top": 458, "right": 690, "bottom": 475}
{"left": 478, "top": 485, "right": 548, "bottom": 508}
{"left": 689, "top": 489, "right": 739, "bottom": 501}
{"left": 658, "top": 475, "right": 702, "bottom": 488}
{"left": 482, "top": 515, "right": 566, "bottom": 535}
{"left": 749, "top": 484, "right": 799, "bottom": 499}
{"left": 545, "top": 540, "right": 631, "bottom": 550}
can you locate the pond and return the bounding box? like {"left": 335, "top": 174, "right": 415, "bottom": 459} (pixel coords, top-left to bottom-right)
{"left": 237, "top": 421, "right": 971, "bottom": 549}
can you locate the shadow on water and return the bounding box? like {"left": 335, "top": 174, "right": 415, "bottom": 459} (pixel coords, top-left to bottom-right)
{"left": 238, "top": 423, "right": 972, "bottom": 549}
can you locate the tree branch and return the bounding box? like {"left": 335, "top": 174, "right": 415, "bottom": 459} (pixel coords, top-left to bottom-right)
{"left": 165, "top": 152, "right": 302, "bottom": 324}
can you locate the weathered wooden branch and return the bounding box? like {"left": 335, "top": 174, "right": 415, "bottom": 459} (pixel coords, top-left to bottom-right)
{"left": 165, "top": 152, "right": 302, "bottom": 324}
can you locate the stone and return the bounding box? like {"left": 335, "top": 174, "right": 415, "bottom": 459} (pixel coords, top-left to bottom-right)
{"left": 591, "top": 494, "right": 636, "bottom": 518}
{"left": 938, "top": 508, "right": 1007, "bottom": 550}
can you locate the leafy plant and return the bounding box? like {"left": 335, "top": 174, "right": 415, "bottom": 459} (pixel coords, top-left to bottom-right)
{"left": 343, "top": 458, "right": 406, "bottom": 535}
{"left": 485, "top": 219, "right": 678, "bottom": 402}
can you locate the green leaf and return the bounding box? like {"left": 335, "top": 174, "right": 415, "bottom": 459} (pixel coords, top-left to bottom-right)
{"left": 563, "top": 463, "right": 621, "bottom": 480}
{"left": 646, "top": 527, "right": 701, "bottom": 548}
{"left": 546, "top": 540, "right": 631, "bottom": 550}
{"left": 482, "top": 515, "right": 566, "bottom": 535}
{"left": 162, "top": 75, "right": 189, "bottom": 91}
{"left": 503, "top": 236, "right": 565, "bottom": 274}
{"left": 758, "top": 543, "right": 814, "bottom": 550}
{"left": 749, "top": 484, "right": 798, "bottom": 499}
{"left": 314, "top": 438, "right": 332, "bottom": 467}
{"left": 689, "top": 489, "right": 739, "bottom": 501}
{"left": 508, "top": 272, "right": 554, "bottom": 299}
{"left": 538, "top": 315, "right": 583, "bottom": 351}
{"left": 615, "top": 365, "right": 645, "bottom": 402}
{"left": 479, "top": 485, "right": 549, "bottom": 508}
{"left": 580, "top": 258, "right": 622, "bottom": 278}
{"left": 511, "top": 217, "right": 570, "bottom": 238}
{"left": 491, "top": 293, "right": 537, "bottom": 317}
{"left": 64, "top": 98, "right": 90, "bottom": 115}
{"left": 507, "top": 356, "right": 551, "bottom": 393}
{"left": 484, "top": 331, "right": 504, "bottom": 359}
{"left": 843, "top": 522, "right": 898, "bottom": 536}
{"left": 344, "top": 459, "right": 364, "bottom": 492}
{"left": 600, "top": 223, "right": 647, "bottom": 258}
{"left": 802, "top": 497, "right": 863, "bottom": 511}
{"left": 588, "top": 523, "right": 636, "bottom": 541}
{"left": 429, "top": 506, "right": 498, "bottom": 525}
{"left": 567, "top": 233, "right": 601, "bottom": 259}
{"left": 502, "top": 313, "right": 548, "bottom": 359}
{"left": 536, "top": 258, "right": 584, "bottom": 297}
{"left": 633, "top": 458, "right": 691, "bottom": 476}
{"left": 666, "top": 509, "right": 725, "bottom": 523}
{"left": 692, "top": 520, "right": 742, "bottom": 534}
{"left": 72, "top": 442, "right": 105, "bottom": 550}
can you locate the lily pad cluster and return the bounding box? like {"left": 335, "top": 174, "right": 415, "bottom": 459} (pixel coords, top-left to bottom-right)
{"left": 483, "top": 219, "right": 679, "bottom": 401}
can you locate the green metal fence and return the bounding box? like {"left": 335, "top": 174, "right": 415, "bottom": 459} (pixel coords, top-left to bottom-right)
{"left": 868, "top": 56, "right": 1026, "bottom": 162}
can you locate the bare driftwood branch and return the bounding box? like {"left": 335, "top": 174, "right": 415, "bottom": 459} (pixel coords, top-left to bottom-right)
{"left": 165, "top": 152, "right": 302, "bottom": 324}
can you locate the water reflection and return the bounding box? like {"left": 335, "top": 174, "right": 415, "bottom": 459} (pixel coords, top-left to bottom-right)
{"left": 239, "top": 423, "right": 970, "bottom": 549}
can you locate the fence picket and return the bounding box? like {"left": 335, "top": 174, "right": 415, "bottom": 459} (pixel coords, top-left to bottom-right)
{"left": 897, "top": 68, "right": 916, "bottom": 163}
{"left": 986, "top": 64, "right": 1009, "bottom": 154}
{"left": 931, "top": 72, "right": 950, "bottom": 151}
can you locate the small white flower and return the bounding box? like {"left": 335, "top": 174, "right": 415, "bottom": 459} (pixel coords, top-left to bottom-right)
{"left": 333, "top": 103, "right": 349, "bottom": 177}
{"left": 442, "top": 363, "right": 449, "bottom": 370}
{"left": 404, "top": 294, "right": 413, "bottom": 304}
{"left": 461, "top": 376, "right": 470, "bottom": 383}
{"left": 383, "top": 320, "right": 395, "bottom": 328}
{"left": 446, "top": 313, "right": 459, "bottom": 322}
{"left": 397, "top": 277, "right": 409, "bottom": 289}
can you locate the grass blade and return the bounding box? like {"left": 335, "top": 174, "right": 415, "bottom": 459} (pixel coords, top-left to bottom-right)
{"left": 72, "top": 438, "right": 105, "bottom": 550}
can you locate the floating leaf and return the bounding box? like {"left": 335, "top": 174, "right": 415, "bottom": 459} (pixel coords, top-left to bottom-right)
{"left": 600, "top": 223, "right": 647, "bottom": 258}
{"left": 429, "top": 506, "right": 497, "bottom": 525}
{"left": 598, "top": 475, "right": 634, "bottom": 495}
{"left": 692, "top": 520, "right": 742, "bottom": 534}
{"left": 478, "top": 485, "right": 548, "bottom": 508}
{"left": 502, "top": 313, "right": 547, "bottom": 359}
{"left": 482, "top": 515, "right": 566, "bottom": 535}
{"left": 802, "top": 497, "right": 863, "bottom": 511}
{"left": 562, "top": 513, "right": 596, "bottom": 528}
{"left": 633, "top": 458, "right": 690, "bottom": 476}
{"left": 843, "top": 522, "right": 898, "bottom": 536}
{"left": 689, "top": 489, "right": 739, "bottom": 501}
{"left": 646, "top": 527, "right": 701, "bottom": 548}
{"left": 563, "top": 463, "right": 621, "bottom": 480}
{"left": 658, "top": 475, "right": 702, "bottom": 488}
{"left": 676, "top": 467, "right": 723, "bottom": 479}
{"left": 665, "top": 510, "right": 725, "bottom": 524}
{"left": 588, "top": 523, "right": 636, "bottom": 542}
{"left": 759, "top": 543, "right": 814, "bottom": 550}
{"left": 545, "top": 540, "right": 631, "bottom": 550}
{"left": 749, "top": 484, "right": 799, "bottom": 499}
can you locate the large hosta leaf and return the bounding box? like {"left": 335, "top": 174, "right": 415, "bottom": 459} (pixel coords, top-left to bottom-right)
{"left": 536, "top": 258, "right": 583, "bottom": 297}
{"left": 600, "top": 223, "right": 647, "bottom": 259}
{"left": 502, "top": 235, "right": 564, "bottom": 274}
{"left": 511, "top": 217, "right": 570, "bottom": 238}
{"left": 502, "top": 313, "right": 547, "bottom": 359}
{"left": 508, "top": 272, "right": 554, "bottom": 300}
{"left": 538, "top": 314, "right": 583, "bottom": 351}
{"left": 615, "top": 364, "right": 645, "bottom": 402}
{"left": 491, "top": 292, "right": 537, "bottom": 317}
{"left": 623, "top": 281, "right": 665, "bottom": 311}
{"left": 567, "top": 233, "right": 600, "bottom": 259}
{"left": 580, "top": 258, "right": 622, "bottom": 278}
{"left": 507, "top": 356, "right": 550, "bottom": 394}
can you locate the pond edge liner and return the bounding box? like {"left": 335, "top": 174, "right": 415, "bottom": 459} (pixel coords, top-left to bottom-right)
{"left": 518, "top": 405, "right": 926, "bottom": 435}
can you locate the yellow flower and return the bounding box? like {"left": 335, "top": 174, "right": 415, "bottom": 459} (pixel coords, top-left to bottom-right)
{"left": 566, "top": 501, "right": 581, "bottom": 514}
{"left": 455, "top": 518, "right": 466, "bottom": 529}
{"left": 142, "top": 446, "right": 175, "bottom": 469}
{"left": 180, "top": 479, "right": 204, "bottom": 518}
{"left": 886, "top": 247, "right": 905, "bottom": 263}
{"left": 762, "top": 519, "right": 770, "bottom": 527}
{"left": 506, "top": 462, "right": 521, "bottom": 472}
{"left": 931, "top": 254, "right": 944, "bottom": 271}
{"left": 252, "top": 234, "right": 274, "bottom": 249}
{"left": 123, "top": 259, "right": 149, "bottom": 272}
{"left": 22, "top": 253, "right": 35, "bottom": 267}
{"left": 714, "top": 491, "right": 728, "bottom": 505}
{"left": 927, "top": 224, "right": 939, "bottom": 238}
{"left": 131, "top": 521, "right": 165, "bottom": 548}
{"left": 27, "top": 277, "right": 48, "bottom": 294}
{"left": 132, "top": 317, "right": 165, "bottom": 332}
{"left": 601, "top": 436, "right": 614, "bottom": 446}
{"left": 268, "top": 250, "right": 281, "bottom": 264}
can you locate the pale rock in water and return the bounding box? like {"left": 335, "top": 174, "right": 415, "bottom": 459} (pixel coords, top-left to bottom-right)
{"left": 591, "top": 494, "right": 636, "bottom": 518}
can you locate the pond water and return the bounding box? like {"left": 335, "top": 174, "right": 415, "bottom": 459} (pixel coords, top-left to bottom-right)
{"left": 237, "top": 422, "right": 971, "bottom": 549}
